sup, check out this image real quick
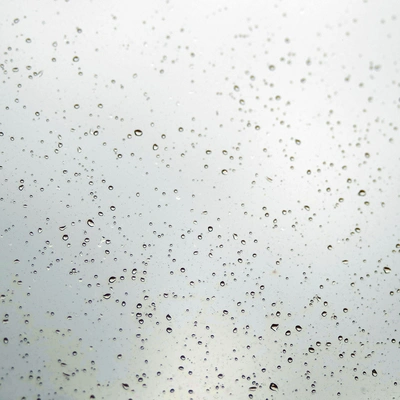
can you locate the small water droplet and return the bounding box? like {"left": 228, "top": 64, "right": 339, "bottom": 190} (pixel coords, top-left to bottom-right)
{"left": 295, "top": 325, "right": 302, "bottom": 332}
{"left": 108, "top": 276, "right": 116, "bottom": 283}
{"left": 221, "top": 169, "right": 228, "bottom": 175}
{"left": 383, "top": 266, "right": 391, "bottom": 274}
{"left": 271, "top": 324, "right": 279, "bottom": 332}
{"left": 358, "top": 190, "right": 366, "bottom": 197}
{"left": 122, "top": 383, "right": 129, "bottom": 390}
{"left": 62, "top": 234, "right": 69, "bottom": 241}
{"left": 269, "top": 382, "right": 278, "bottom": 391}
{"left": 372, "top": 369, "right": 378, "bottom": 377}
{"left": 72, "top": 56, "right": 79, "bottom": 62}
{"left": 87, "top": 219, "right": 95, "bottom": 227}
{"left": 103, "top": 293, "right": 111, "bottom": 300}
{"left": 134, "top": 129, "right": 143, "bottom": 136}
{"left": 152, "top": 144, "right": 159, "bottom": 150}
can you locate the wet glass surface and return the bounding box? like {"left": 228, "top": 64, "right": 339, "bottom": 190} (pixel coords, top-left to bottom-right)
{"left": 0, "top": 1, "right": 399, "bottom": 399}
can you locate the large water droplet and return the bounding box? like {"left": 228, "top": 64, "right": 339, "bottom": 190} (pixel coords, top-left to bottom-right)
{"left": 134, "top": 129, "right": 143, "bottom": 136}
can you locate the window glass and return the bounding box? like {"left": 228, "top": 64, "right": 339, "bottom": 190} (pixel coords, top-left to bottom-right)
{"left": 1, "top": 1, "right": 399, "bottom": 399}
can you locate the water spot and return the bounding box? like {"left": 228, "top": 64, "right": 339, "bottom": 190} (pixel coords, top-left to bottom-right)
{"left": 269, "top": 382, "right": 278, "bottom": 391}
{"left": 108, "top": 276, "right": 116, "bottom": 283}
{"left": 383, "top": 266, "right": 391, "bottom": 274}
{"left": 152, "top": 144, "right": 159, "bottom": 150}
{"left": 221, "top": 169, "right": 228, "bottom": 175}
{"left": 270, "top": 324, "right": 279, "bottom": 332}
{"left": 295, "top": 325, "right": 302, "bottom": 332}
{"left": 372, "top": 369, "right": 378, "bottom": 377}
{"left": 358, "top": 190, "right": 366, "bottom": 197}
{"left": 134, "top": 129, "right": 143, "bottom": 136}
{"left": 103, "top": 293, "right": 111, "bottom": 300}
{"left": 62, "top": 234, "right": 69, "bottom": 241}
{"left": 72, "top": 56, "right": 79, "bottom": 62}
{"left": 87, "top": 219, "right": 95, "bottom": 227}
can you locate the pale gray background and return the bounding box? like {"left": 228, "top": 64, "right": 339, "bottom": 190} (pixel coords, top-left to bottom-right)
{"left": 0, "top": 0, "right": 399, "bottom": 399}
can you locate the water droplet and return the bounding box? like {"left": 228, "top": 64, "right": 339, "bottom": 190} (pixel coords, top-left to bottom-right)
{"left": 269, "top": 382, "right": 278, "bottom": 391}
{"left": 62, "top": 234, "right": 69, "bottom": 241}
{"left": 269, "top": 65, "right": 276, "bottom": 71}
{"left": 295, "top": 139, "right": 301, "bottom": 145}
{"left": 372, "top": 369, "right": 378, "bottom": 377}
{"left": 152, "top": 144, "right": 159, "bottom": 150}
{"left": 358, "top": 190, "right": 366, "bottom": 197}
{"left": 122, "top": 383, "right": 129, "bottom": 390}
{"left": 103, "top": 293, "right": 111, "bottom": 300}
{"left": 295, "top": 325, "right": 302, "bottom": 332}
{"left": 134, "top": 129, "right": 143, "bottom": 136}
{"left": 108, "top": 276, "right": 116, "bottom": 283}
{"left": 87, "top": 219, "right": 95, "bottom": 227}
{"left": 72, "top": 56, "right": 79, "bottom": 62}
{"left": 383, "top": 266, "right": 391, "bottom": 274}
{"left": 166, "top": 327, "right": 172, "bottom": 333}
{"left": 3, "top": 338, "right": 8, "bottom": 344}
{"left": 271, "top": 324, "right": 279, "bottom": 332}
{"left": 221, "top": 169, "right": 228, "bottom": 175}
{"left": 18, "top": 185, "right": 24, "bottom": 191}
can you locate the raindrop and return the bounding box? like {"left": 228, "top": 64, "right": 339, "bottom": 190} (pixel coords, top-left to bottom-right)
{"left": 372, "top": 369, "right": 378, "bottom": 377}
{"left": 62, "top": 234, "right": 69, "bottom": 241}
{"left": 122, "top": 383, "right": 129, "bottom": 390}
{"left": 72, "top": 56, "right": 79, "bottom": 62}
{"left": 134, "top": 129, "right": 143, "bottom": 136}
{"left": 103, "top": 293, "right": 111, "bottom": 300}
{"left": 358, "top": 190, "right": 366, "bottom": 197}
{"left": 152, "top": 144, "right": 159, "bottom": 150}
{"left": 221, "top": 169, "right": 228, "bottom": 175}
{"left": 295, "top": 325, "right": 302, "bottom": 332}
{"left": 269, "top": 382, "right": 278, "bottom": 391}
{"left": 383, "top": 266, "right": 391, "bottom": 274}
{"left": 87, "top": 219, "right": 95, "bottom": 227}
{"left": 108, "top": 276, "right": 116, "bottom": 283}
{"left": 270, "top": 324, "right": 279, "bottom": 332}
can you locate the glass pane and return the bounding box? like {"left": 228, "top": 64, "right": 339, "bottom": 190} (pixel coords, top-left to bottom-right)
{"left": 1, "top": 1, "right": 399, "bottom": 399}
